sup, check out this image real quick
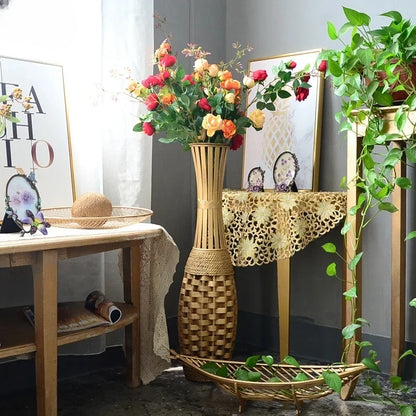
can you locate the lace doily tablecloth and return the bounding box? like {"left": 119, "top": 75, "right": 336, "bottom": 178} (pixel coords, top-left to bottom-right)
{"left": 222, "top": 190, "right": 347, "bottom": 267}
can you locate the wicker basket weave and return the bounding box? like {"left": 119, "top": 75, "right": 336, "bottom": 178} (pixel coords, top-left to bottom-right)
{"left": 171, "top": 350, "right": 367, "bottom": 415}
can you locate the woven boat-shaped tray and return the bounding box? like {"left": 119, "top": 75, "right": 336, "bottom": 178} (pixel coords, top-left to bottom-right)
{"left": 171, "top": 351, "right": 367, "bottom": 415}
{"left": 42, "top": 206, "right": 153, "bottom": 229}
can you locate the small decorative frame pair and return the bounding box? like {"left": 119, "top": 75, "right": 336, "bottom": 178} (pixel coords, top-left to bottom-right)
{"left": 247, "top": 151, "right": 299, "bottom": 192}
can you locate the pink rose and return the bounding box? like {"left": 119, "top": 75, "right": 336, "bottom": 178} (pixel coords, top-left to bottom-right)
{"left": 142, "top": 121, "right": 155, "bottom": 135}
{"left": 142, "top": 75, "right": 163, "bottom": 88}
{"left": 160, "top": 54, "right": 176, "bottom": 68}
{"left": 198, "top": 97, "right": 211, "bottom": 112}
{"left": 318, "top": 60, "right": 327, "bottom": 72}
{"left": 295, "top": 87, "right": 309, "bottom": 101}
{"left": 252, "top": 69, "right": 267, "bottom": 82}
{"left": 182, "top": 74, "right": 195, "bottom": 85}
{"left": 286, "top": 61, "right": 297, "bottom": 69}
{"left": 145, "top": 93, "right": 159, "bottom": 111}
{"left": 230, "top": 134, "right": 244, "bottom": 151}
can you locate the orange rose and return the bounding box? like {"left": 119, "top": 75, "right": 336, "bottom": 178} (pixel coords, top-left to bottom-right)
{"left": 222, "top": 119, "right": 237, "bottom": 139}
{"left": 202, "top": 114, "right": 223, "bottom": 137}
{"left": 161, "top": 92, "right": 176, "bottom": 105}
{"left": 219, "top": 70, "right": 233, "bottom": 81}
{"left": 220, "top": 79, "right": 240, "bottom": 91}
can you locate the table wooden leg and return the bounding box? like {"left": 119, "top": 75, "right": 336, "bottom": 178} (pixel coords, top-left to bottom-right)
{"left": 277, "top": 258, "right": 290, "bottom": 359}
{"left": 123, "top": 243, "right": 142, "bottom": 387}
{"left": 390, "top": 141, "right": 406, "bottom": 375}
{"left": 32, "top": 250, "right": 58, "bottom": 416}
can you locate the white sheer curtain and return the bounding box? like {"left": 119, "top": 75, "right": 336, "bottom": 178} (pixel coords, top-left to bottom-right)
{"left": 0, "top": 0, "right": 153, "bottom": 354}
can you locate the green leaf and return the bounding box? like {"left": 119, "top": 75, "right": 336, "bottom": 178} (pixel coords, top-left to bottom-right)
{"left": 322, "top": 242, "right": 337, "bottom": 253}
{"left": 158, "top": 137, "right": 177, "bottom": 144}
{"left": 269, "top": 376, "right": 282, "bottom": 382}
{"left": 341, "top": 222, "right": 351, "bottom": 235}
{"left": 343, "top": 286, "right": 357, "bottom": 299}
{"left": 234, "top": 368, "right": 249, "bottom": 380}
{"left": 409, "top": 298, "right": 416, "bottom": 308}
{"left": 405, "top": 231, "right": 416, "bottom": 241}
{"left": 373, "top": 88, "right": 393, "bottom": 106}
{"left": 342, "top": 323, "right": 361, "bottom": 339}
{"left": 245, "top": 355, "right": 260, "bottom": 368}
{"left": 261, "top": 355, "right": 274, "bottom": 366}
{"left": 327, "top": 22, "right": 338, "bottom": 40}
{"left": 390, "top": 375, "right": 403, "bottom": 389}
{"left": 322, "top": 370, "right": 342, "bottom": 393}
{"left": 283, "top": 356, "right": 300, "bottom": 367}
{"left": 216, "top": 365, "right": 228, "bottom": 378}
{"left": 378, "top": 202, "right": 398, "bottom": 213}
{"left": 343, "top": 7, "right": 371, "bottom": 26}
{"left": 326, "top": 262, "right": 337, "bottom": 277}
{"left": 0, "top": 95, "right": 8, "bottom": 102}
{"left": 361, "top": 357, "right": 380, "bottom": 372}
{"left": 328, "top": 58, "right": 342, "bottom": 77}
{"left": 293, "top": 373, "right": 309, "bottom": 382}
{"left": 277, "top": 89, "right": 291, "bottom": 99}
{"left": 381, "top": 10, "right": 402, "bottom": 24}
{"left": 348, "top": 252, "right": 363, "bottom": 271}
{"left": 399, "top": 349, "right": 416, "bottom": 360}
{"left": 201, "top": 362, "right": 220, "bottom": 374}
{"left": 247, "top": 371, "right": 262, "bottom": 382}
{"left": 395, "top": 177, "right": 412, "bottom": 189}
{"left": 406, "top": 146, "right": 416, "bottom": 163}
{"left": 394, "top": 108, "right": 407, "bottom": 131}
{"left": 399, "top": 405, "right": 414, "bottom": 416}
{"left": 383, "top": 147, "right": 403, "bottom": 167}
{"left": 357, "top": 340, "right": 373, "bottom": 348}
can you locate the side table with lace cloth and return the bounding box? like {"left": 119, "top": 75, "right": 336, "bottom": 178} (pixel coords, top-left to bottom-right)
{"left": 222, "top": 190, "right": 347, "bottom": 358}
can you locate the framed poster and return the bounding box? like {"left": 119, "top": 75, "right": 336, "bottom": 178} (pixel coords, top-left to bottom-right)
{"left": 242, "top": 49, "right": 324, "bottom": 191}
{"left": 0, "top": 56, "right": 74, "bottom": 215}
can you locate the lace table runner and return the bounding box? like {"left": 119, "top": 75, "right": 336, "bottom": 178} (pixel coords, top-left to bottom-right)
{"left": 222, "top": 190, "right": 347, "bottom": 267}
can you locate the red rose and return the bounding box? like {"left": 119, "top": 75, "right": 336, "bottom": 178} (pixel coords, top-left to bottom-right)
{"left": 159, "top": 70, "right": 170, "bottom": 80}
{"left": 318, "top": 60, "right": 327, "bottom": 72}
{"left": 230, "top": 134, "right": 244, "bottom": 151}
{"left": 182, "top": 74, "right": 195, "bottom": 85}
{"left": 142, "top": 121, "right": 155, "bottom": 135}
{"left": 252, "top": 69, "right": 267, "bottom": 82}
{"left": 160, "top": 54, "right": 176, "bottom": 68}
{"left": 302, "top": 73, "right": 311, "bottom": 82}
{"left": 295, "top": 87, "right": 309, "bottom": 101}
{"left": 145, "top": 93, "right": 159, "bottom": 111}
{"left": 198, "top": 97, "right": 211, "bottom": 112}
{"left": 142, "top": 75, "right": 163, "bottom": 89}
{"left": 286, "top": 61, "right": 297, "bottom": 69}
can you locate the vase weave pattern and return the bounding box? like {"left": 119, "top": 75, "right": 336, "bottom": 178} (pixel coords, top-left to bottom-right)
{"left": 178, "top": 143, "right": 237, "bottom": 381}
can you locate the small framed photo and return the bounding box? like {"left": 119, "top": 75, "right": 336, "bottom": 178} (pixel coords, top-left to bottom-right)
{"left": 242, "top": 49, "right": 324, "bottom": 191}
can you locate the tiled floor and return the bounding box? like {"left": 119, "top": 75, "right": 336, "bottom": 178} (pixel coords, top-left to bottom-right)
{"left": 0, "top": 358, "right": 414, "bottom": 415}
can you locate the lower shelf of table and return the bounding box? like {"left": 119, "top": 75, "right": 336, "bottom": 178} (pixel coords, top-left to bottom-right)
{"left": 0, "top": 302, "right": 137, "bottom": 359}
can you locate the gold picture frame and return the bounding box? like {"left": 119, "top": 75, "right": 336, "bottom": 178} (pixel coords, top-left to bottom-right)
{"left": 242, "top": 49, "right": 324, "bottom": 191}
{"left": 0, "top": 56, "right": 74, "bottom": 217}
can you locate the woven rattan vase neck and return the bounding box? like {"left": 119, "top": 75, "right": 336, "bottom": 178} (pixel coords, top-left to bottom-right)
{"left": 178, "top": 143, "right": 237, "bottom": 381}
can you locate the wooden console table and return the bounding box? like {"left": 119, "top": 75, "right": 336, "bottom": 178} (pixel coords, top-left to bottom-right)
{"left": 347, "top": 106, "right": 414, "bottom": 375}
{"left": 0, "top": 223, "right": 177, "bottom": 416}
{"left": 222, "top": 190, "right": 347, "bottom": 358}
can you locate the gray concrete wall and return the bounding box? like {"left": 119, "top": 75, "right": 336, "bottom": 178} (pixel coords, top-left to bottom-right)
{"left": 153, "top": 0, "right": 416, "bottom": 367}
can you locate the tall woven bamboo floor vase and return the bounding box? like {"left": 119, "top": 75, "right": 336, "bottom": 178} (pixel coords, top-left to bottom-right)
{"left": 178, "top": 143, "right": 238, "bottom": 381}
